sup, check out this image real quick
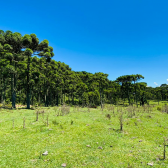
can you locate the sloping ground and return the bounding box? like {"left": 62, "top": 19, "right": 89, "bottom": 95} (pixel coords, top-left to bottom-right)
{"left": 0, "top": 105, "right": 168, "bottom": 167}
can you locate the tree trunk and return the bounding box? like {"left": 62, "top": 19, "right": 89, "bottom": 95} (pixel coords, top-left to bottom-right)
{"left": 134, "top": 81, "right": 138, "bottom": 107}
{"left": 1, "top": 77, "right": 7, "bottom": 106}
{"left": 82, "top": 95, "right": 84, "bottom": 107}
{"left": 68, "top": 94, "right": 70, "bottom": 104}
{"left": 27, "top": 55, "right": 30, "bottom": 109}
{"left": 31, "top": 87, "right": 34, "bottom": 106}
{"left": 72, "top": 92, "right": 74, "bottom": 105}
{"left": 38, "top": 88, "right": 41, "bottom": 104}
{"left": 61, "top": 89, "right": 64, "bottom": 105}
{"left": 127, "top": 87, "right": 130, "bottom": 105}
{"left": 64, "top": 93, "right": 65, "bottom": 104}
{"left": 3, "top": 81, "right": 6, "bottom": 105}
{"left": 46, "top": 87, "right": 49, "bottom": 107}
{"left": 100, "top": 90, "right": 103, "bottom": 109}
{"left": 13, "top": 73, "right": 16, "bottom": 108}
{"left": 45, "top": 93, "right": 47, "bottom": 106}
{"left": 1, "top": 77, "right": 3, "bottom": 104}
{"left": 11, "top": 73, "right": 15, "bottom": 108}
{"left": 56, "top": 94, "right": 59, "bottom": 106}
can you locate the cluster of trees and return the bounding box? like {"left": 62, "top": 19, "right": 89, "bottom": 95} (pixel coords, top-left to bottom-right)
{"left": 0, "top": 30, "right": 168, "bottom": 109}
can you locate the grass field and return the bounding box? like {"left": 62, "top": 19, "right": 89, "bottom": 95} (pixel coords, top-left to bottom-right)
{"left": 0, "top": 103, "right": 168, "bottom": 168}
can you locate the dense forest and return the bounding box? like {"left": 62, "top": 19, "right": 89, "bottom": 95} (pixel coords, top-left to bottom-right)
{"left": 0, "top": 30, "right": 168, "bottom": 109}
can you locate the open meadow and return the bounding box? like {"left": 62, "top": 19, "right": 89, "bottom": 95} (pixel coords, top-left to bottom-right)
{"left": 0, "top": 102, "right": 168, "bottom": 168}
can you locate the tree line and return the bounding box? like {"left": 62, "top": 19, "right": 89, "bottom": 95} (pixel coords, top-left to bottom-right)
{"left": 0, "top": 30, "right": 168, "bottom": 109}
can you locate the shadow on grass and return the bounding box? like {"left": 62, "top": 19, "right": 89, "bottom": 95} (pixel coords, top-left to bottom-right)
{"left": 112, "top": 128, "right": 123, "bottom": 133}
{"left": 0, "top": 107, "right": 36, "bottom": 110}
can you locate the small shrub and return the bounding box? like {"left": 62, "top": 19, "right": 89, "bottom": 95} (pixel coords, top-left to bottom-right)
{"left": 127, "top": 106, "right": 133, "bottom": 118}
{"left": 162, "top": 105, "right": 168, "bottom": 113}
{"left": 31, "top": 106, "right": 36, "bottom": 110}
{"left": 107, "top": 105, "right": 115, "bottom": 113}
{"left": 52, "top": 120, "right": 59, "bottom": 125}
{"left": 163, "top": 138, "right": 168, "bottom": 160}
{"left": 106, "top": 114, "right": 111, "bottom": 120}
{"left": 157, "top": 107, "right": 162, "bottom": 111}
{"left": 146, "top": 115, "right": 152, "bottom": 118}
{"left": 60, "top": 124, "right": 63, "bottom": 129}
{"left": 147, "top": 105, "right": 152, "bottom": 113}
{"left": 6, "top": 103, "right": 12, "bottom": 109}
{"left": 60, "top": 105, "right": 70, "bottom": 116}
{"left": 90, "top": 105, "right": 97, "bottom": 108}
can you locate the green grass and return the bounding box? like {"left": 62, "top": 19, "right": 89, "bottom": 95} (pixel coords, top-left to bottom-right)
{"left": 0, "top": 104, "right": 168, "bottom": 168}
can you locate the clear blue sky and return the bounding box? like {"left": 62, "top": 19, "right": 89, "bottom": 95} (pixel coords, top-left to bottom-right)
{"left": 1, "top": 0, "right": 168, "bottom": 87}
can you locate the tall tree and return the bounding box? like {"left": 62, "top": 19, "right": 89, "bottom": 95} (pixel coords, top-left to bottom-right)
{"left": 22, "top": 34, "right": 54, "bottom": 108}
{"left": 94, "top": 72, "right": 108, "bottom": 109}
{"left": 132, "top": 74, "right": 144, "bottom": 106}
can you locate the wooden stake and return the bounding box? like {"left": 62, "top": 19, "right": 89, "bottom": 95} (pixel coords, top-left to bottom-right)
{"left": 23, "top": 117, "right": 25, "bottom": 129}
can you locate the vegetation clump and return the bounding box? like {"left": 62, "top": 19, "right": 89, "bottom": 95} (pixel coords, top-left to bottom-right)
{"left": 0, "top": 30, "right": 168, "bottom": 109}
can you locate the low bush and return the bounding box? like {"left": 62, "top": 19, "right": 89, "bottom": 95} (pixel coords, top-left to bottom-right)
{"left": 157, "top": 106, "right": 162, "bottom": 111}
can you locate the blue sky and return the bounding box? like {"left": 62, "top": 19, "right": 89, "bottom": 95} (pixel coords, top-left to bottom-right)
{"left": 1, "top": 0, "right": 168, "bottom": 87}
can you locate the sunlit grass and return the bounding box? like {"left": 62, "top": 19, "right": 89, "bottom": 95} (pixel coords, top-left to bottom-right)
{"left": 0, "top": 103, "right": 168, "bottom": 167}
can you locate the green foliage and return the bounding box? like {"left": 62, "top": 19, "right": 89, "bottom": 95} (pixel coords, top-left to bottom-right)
{"left": 30, "top": 33, "right": 39, "bottom": 49}
{"left": 38, "top": 39, "right": 49, "bottom": 50}
{"left": 0, "top": 29, "right": 167, "bottom": 108}
{"left": 5, "top": 65, "right": 16, "bottom": 74}
{"left": 22, "top": 34, "right": 32, "bottom": 47}
{"left": 4, "top": 44, "right": 12, "bottom": 50}
{"left": 0, "top": 43, "right": 3, "bottom": 50}
{"left": 25, "top": 48, "right": 33, "bottom": 56}
{"left": 5, "top": 52, "right": 13, "bottom": 60}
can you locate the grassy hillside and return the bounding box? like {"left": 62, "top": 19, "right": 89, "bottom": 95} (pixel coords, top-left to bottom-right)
{"left": 0, "top": 103, "right": 168, "bottom": 167}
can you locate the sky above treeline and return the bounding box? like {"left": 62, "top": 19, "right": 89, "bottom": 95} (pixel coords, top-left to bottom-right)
{"left": 1, "top": 0, "right": 168, "bottom": 87}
